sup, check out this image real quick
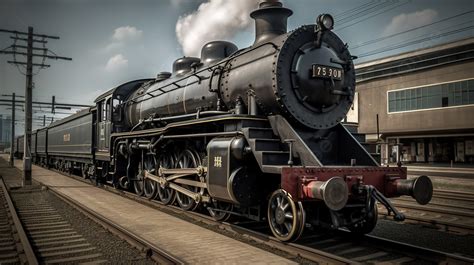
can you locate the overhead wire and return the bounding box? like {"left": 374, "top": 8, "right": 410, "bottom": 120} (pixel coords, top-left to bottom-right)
{"left": 351, "top": 10, "right": 474, "bottom": 49}
{"left": 337, "top": 0, "right": 410, "bottom": 31}
{"left": 337, "top": 1, "right": 392, "bottom": 25}
{"left": 335, "top": 0, "right": 375, "bottom": 18}
{"left": 357, "top": 21, "right": 474, "bottom": 58}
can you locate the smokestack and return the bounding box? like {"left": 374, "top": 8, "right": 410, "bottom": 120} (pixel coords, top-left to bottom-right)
{"left": 250, "top": 0, "right": 293, "bottom": 45}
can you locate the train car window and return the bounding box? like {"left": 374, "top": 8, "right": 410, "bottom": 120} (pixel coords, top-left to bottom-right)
{"left": 106, "top": 98, "right": 111, "bottom": 121}
{"left": 98, "top": 100, "right": 103, "bottom": 122}
{"left": 113, "top": 98, "right": 123, "bottom": 122}
{"left": 101, "top": 101, "right": 107, "bottom": 122}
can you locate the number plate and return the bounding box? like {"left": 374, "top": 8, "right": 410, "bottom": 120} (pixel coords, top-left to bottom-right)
{"left": 312, "top": 64, "right": 343, "bottom": 80}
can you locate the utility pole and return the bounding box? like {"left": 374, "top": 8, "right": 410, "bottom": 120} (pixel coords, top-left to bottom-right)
{"left": 0, "top": 27, "right": 72, "bottom": 186}
{"left": 23, "top": 27, "right": 33, "bottom": 185}
{"left": 9, "top": 93, "right": 15, "bottom": 167}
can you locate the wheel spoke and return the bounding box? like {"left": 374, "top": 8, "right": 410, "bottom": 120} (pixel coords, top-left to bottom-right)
{"left": 175, "top": 149, "right": 200, "bottom": 211}
{"left": 268, "top": 189, "right": 305, "bottom": 242}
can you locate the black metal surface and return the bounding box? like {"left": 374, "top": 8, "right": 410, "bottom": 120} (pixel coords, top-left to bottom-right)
{"left": 206, "top": 136, "right": 258, "bottom": 205}
{"left": 201, "top": 41, "right": 238, "bottom": 65}
{"left": 123, "top": 1, "right": 355, "bottom": 131}
{"left": 267, "top": 115, "right": 377, "bottom": 166}
{"left": 36, "top": 128, "right": 47, "bottom": 154}
{"left": 47, "top": 109, "right": 93, "bottom": 158}
{"left": 250, "top": 0, "right": 292, "bottom": 44}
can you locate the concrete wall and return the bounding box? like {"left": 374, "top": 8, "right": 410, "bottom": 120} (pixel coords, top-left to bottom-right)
{"left": 357, "top": 61, "right": 474, "bottom": 135}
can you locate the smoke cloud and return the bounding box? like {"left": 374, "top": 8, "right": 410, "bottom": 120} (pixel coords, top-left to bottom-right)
{"left": 175, "top": 0, "right": 258, "bottom": 57}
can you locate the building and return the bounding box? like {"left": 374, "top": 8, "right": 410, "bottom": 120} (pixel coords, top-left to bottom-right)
{"left": 354, "top": 37, "right": 474, "bottom": 165}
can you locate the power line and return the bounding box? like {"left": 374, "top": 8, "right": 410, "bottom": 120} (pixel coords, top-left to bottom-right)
{"left": 337, "top": 1, "right": 390, "bottom": 25}
{"left": 0, "top": 29, "right": 60, "bottom": 39}
{"left": 351, "top": 10, "right": 474, "bottom": 49}
{"left": 337, "top": 1, "right": 410, "bottom": 31}
{"left": 335, "top": 1, "right": 374, "bottom": 18}
{"left": 0, "top": 98, "right": 92, "bottom": 108}
{"left": 357, "top": 25, "right": 474, "bottom": 58}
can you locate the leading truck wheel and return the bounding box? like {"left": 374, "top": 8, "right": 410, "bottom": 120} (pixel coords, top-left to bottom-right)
{"left": 348, "top": 201, "right": 378, "bottom": 235}
{"left": 268, "top": 189, "right": 305, "bottom": 242}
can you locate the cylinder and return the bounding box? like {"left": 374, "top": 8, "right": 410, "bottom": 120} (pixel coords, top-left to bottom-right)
{"left": 304, "top": 177, "right": 348, "bottom": 211}
{"left": 395, "top": 175, "right": 433, "bottom": 205}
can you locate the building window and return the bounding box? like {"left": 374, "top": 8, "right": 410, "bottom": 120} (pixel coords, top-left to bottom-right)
{"left": 388, "top": 79, "right": 474, "bottom": 113}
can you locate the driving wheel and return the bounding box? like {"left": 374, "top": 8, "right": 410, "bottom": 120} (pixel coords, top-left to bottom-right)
{"left": 156, "top": 153, "right": 176, "bottom": 205}
{"left": 175, "top": 149, "right": 201, "bottom": 211}
{"left": 208, "top": 200, "right": 233, "bottom": 221}
{"left": 143, "top": 154, "right": 158, "bottom": 199}
{"left": 133, "top": 156, "right": 145, "bottom": 196}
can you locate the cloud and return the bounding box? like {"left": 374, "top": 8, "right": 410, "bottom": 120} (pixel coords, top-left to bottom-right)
{"left": 105, "top": 54, "right": 128, "bottom": 72}
{"left": 104, "top": 42, "right": 123, "bottom": 52}
{"left": 175, "top": 0, "right": 258, "bottom": 57}
{"left": 112, "top": 26, "right": 143, "bottom": 42}
{"left": 384, "top": 9, "right": 438, "bottom": 35}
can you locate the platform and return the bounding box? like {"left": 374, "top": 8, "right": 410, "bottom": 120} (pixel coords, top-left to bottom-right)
{"left": 0, "top": 156, "right": 296, "bottom": 264}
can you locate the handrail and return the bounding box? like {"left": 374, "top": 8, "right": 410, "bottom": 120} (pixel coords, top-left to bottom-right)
{"left": 124, "top": 42, "right": 280, "bottom": 107}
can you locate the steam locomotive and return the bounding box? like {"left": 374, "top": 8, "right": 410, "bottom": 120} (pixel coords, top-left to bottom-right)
{"left": 17, "top": 0, "right": 433, "bottom": 241}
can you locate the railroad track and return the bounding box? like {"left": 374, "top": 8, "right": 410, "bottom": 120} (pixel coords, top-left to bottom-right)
{"left": 432, "top": 189, "right": 474, "bottom": 203}
{"left": 22, "top": 165, "right": 474, "bottom": 264}
{"left": 0, "top": 177, "right": 37, "bottom": 265}
{"left": 113, "top": 188, "right": 474, "bottom": 264}
{"left": 380, "top": 190, "right": 474, "bottom": 235}
{"left": 56, "top": 170, "right": 474, "bottom": 264}
{"left": 10, "top": 185, "right": 109, "bottom": 264}
{"left": 1, "top": 172, "right": 182, "bottom": 264}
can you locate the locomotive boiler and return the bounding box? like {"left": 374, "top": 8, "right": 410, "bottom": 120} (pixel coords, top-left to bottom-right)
{"left": 125, "top": 2, "right": 352, "bottom": 131}
{"left": 28, "top": 0, "right": 433, "bottom": 242}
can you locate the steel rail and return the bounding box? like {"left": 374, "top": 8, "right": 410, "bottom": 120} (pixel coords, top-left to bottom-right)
{"left": 0, "top": 176, "right": 39, "bottom": 265}
{"left": 28, "top": 163, "right": 474, "bottom": 264}
{"left": 379, "top": 195, "right": 474, "bottom": 234}
{"left": 46, "top": 168, "right": 352, "bottom": 264}
{"left": 364, "top": 234, "right": 474, "bottom": 264}
{"left": 33, "top": 182, "right": 184, "bottom": 265}
{"left": 110, "top": 183, "right": 474, "bottom": 265}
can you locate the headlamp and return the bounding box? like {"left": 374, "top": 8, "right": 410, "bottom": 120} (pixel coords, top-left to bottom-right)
{"left": 317, "top": 14, "right": 334, "bottom": 31}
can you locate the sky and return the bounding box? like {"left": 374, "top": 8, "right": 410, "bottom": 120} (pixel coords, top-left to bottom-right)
{"left": 0, "top": 0, "right": 473, "bottom": 132}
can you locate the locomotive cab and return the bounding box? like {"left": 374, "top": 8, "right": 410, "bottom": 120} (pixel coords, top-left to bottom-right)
{"left": 94, "top": 79, "right": 152, "bottom": 159}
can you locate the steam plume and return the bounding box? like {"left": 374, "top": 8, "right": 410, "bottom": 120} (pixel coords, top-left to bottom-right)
{"left": 175, "top": 0, "right": 258, "bottom": 57}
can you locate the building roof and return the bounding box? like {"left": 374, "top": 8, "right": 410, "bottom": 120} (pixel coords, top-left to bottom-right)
{"left": 354, "top": 37, "right": 474, "bottom": 83}
{"left": 355, "top": 37, "right": 474, "bottom": 69}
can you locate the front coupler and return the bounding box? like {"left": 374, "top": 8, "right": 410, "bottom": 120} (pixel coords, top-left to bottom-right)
{"left": 364, "top": 185, "right": 405, "bottom": 221}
